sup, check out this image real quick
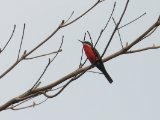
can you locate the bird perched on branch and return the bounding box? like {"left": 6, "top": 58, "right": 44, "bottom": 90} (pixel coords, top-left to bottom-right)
{"left": 79, "top": 40, "right": 113, "bottom": 84}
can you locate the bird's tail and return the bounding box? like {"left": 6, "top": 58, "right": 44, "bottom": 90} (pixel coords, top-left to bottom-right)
{"left": 96, "top": 60, "right": 113, "bottom": 84}
{"left": 103, "top": 70, "right": 113, "bottom": 84}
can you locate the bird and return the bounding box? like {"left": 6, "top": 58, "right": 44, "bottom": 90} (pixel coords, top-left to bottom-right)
{"left": 79, "top": 40, "right": 113, "bottom": 83}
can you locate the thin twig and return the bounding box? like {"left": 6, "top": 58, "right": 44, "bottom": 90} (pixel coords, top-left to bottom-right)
{"left": 64, "top": 11, "right": 74, "bottom": 24}
{"left": 112, "top": 17, "right": 123, "bottom": 48}
{"left": 24, "top": 21, "right": 64, "bottom": 58}
{"left": 87, "top": 31, "right": 93, "bottom": 45}
{"left": 122, "top": 17, "right": 160, "bottom": 51}
{"left": 30, "top": 59, "right": 51, "bottom": 91}
{"left": 87, "top": 70, "right": 103, "bottom": 74}
{"left": 79, "top": 33, "right": 86, "bottom": 68}
{"left": 30, "top": 36, "right": 64, "bottom": 91}
{"left": 50, "top": 36, "right": 64, "bottom": 62}
{"left": 142, "top": 26, "right": 158, "bottom": 39}
{"left": 25, "top": 49, "right": 62, "bottom": 60}
{"left": 0, "top": 25, "right": 16, "bottom": 53}
{"left": 11, "top": 98, "right": 48, "bottom": 110}
{"left": 17, "top": 23, "right": 25, "bottom": 60}
{"left": 118, "top": 12, "right": 146, "bottom": 29}
{"left": 51, "top": 85, "right": 65, "bottom": 91}
{"left": 79, "top": 33, "right": 89, "bottom": 68}
{"left": 94, "top": 2, "right": 116, "bottom": 48}
{"left": 8, "top": 97, "right": 32, "bottom": 110}
{"left": 62, "top": 0, "right": 104, "bottom": 27}
{"left": 125, "top": 45, "right": 160, "bottom": 54}
{"left": 81, "top": 59, "right": 88, "bottom": 67}
{"left": 103, "top": 2, "right": 116, "bottom": 30}
{"left": 42, "top": 65, "right": 92, "bottom": 98}
{"left": 101, "top": 0, "right": 129, "bottom": 58}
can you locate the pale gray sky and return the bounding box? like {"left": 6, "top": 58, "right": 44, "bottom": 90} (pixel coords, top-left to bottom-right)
{"left": 0, "top": 0, "right": 160, "bottom": 120}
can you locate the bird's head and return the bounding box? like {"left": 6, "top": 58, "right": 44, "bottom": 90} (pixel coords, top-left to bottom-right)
{"left": 78, "top": 40, "right": 93, "bottom": 47}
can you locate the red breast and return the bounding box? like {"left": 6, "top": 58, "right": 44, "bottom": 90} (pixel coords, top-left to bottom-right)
{"left": 83, "top": 44, "right": 98, "bottom": 63}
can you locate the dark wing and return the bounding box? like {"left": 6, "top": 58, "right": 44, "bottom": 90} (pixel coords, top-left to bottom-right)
{"left": 92, "top": 46, "right": 113, "bottom": 83}
{"left": 91, "top": 46, "right": 101, "bottom": 60}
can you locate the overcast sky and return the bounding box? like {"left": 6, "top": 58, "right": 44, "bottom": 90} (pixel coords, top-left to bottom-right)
{"left": 0, "top": 0, "right": 160, "bottom": 120}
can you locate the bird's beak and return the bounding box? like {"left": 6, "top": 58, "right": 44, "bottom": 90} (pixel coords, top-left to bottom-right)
{"left": 78, "top": 40, "right": 83, "bottom": 44}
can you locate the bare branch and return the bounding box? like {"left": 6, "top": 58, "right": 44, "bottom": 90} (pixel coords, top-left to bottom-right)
{"left": 142, "top": 26, "right": 158, "bottom": 39}
{"left": 0, "top": 0, "right": 101, "bottom": 80}
{"left": 125, "top": 44, "right": 160, "bottom": 54}
{"left": 25, "top": 49, "right": 62, "bottom": 60}
{"left": 0, "top": 25, "right": 16, "bottom": 53}
{"left": 64, "top": 11, "right": 74, "bottom": 24}
{"left": 87, "top": 31, "right": 93, "bottom": 45}
{"left": 112, "top": 17, "right": 123, "bottom": 48}
{"left": 42, "top": 66, "right": 90, "bottom": 98}
{"left": 87, "top": 70, "right": 103, "bottom": 74}
{"left": 0, "top": 0, "right": 101, "bottom": 79}
{"left": 118, "top": 12, "right": 146, "bottom": 29}
{"left": 31, "top": 36, "right": 64, "bottom": 91}
{"left": 62, "top": 0, "right": 104, "bottom": 27}
{"left": 25, "top": 21, "right": 64, "bottom": 58}
{"left": 0, "top": 0, "right": 159, "bottom": 112}
{"left": 101, "top": 16, "right": 160, "bottom": 63}
{"left": 81, "top": 59, "right": 88, "bottom": 67}
{"left": 94, "top": 2, "right": 116, "bottom": 48}
{"left": 11, "top": 98, "right": 48, "bottom": 110}
{"left": 9, "top": 98, "right": 32, "bottom": 109}
{"left": 79, "top": 33, "right": 86, "bottom": 68}
{"left": 101, "top": 0, "right": 129, "bottom": 58}
{"left": 30, "top": 59, "right": 51, "bottom": 91}
{"left": 42, "top": 79, "right": 73, "bottom": 98}
{"left": 122, "top": 17, "right": 160, "bottom": 51}
{"left": 17, "top": 23, "right": 26, "bottom": 60}
{"left": 50, "top": 35, "right": 64, "bottom": 62}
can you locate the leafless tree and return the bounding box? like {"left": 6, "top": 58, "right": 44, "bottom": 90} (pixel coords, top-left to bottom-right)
{"left": 0, "top": 0, "right": 159, "bottom": 111}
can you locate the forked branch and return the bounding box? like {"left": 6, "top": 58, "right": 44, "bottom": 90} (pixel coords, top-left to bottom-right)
{"left": 0, "top": 0, "right": 159, "bottom": 112}
{"left": 0, "top": 0, "right": 103, "bottom": 80}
